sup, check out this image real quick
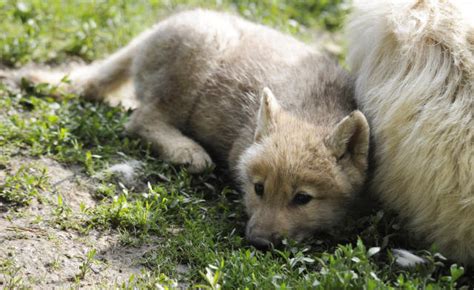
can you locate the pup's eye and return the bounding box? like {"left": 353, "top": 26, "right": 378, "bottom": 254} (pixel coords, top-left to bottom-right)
{"left": 292, "top": 192, "right": 313, "bottom": 205}
{"left": 254, "top": 183, "right": 264, "bottom": 197}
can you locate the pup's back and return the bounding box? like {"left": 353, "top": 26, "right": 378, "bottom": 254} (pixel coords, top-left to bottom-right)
{"left": 347, "top": 0, "right": 474, "bottom": 264}
{"left": 131, "top": 9, "right": 355, "bottom": 164}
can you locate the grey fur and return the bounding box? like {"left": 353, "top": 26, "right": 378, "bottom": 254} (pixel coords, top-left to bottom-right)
{"left": 112, "top": 10, "right": 356, "bottom": 172}
{"left": 21, "top": 9, "right": 369, "bottom": 246}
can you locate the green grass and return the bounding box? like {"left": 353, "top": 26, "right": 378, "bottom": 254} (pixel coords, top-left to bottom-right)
{"left": 0, "top": 164, "right": 49, "bottom": 206}
{"left": 0, "top": 0, "right": 346, "bottom": 66}
{"left": 0, "top": 0, "right": 472, "bottom": 288}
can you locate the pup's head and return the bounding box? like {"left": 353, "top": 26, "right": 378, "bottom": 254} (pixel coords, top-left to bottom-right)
{"left": 238, "top": 88, "right": 369, "bottom": 249}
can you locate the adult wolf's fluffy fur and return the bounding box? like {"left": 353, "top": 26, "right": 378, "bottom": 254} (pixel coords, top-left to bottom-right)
{"left": 347, "top": 0, "right": 473, "bottom": 264}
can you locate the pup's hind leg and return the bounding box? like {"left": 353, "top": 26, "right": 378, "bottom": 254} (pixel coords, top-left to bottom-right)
{"left": 15, "top": 26, "right": 156, "bottom": 103}
{"left": 125, "top": 106, "right": 213, "bottom": 173}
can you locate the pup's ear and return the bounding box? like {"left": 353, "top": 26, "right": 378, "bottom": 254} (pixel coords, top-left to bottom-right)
{"left": 325, "top": 110, "right": 369, "bottom": 168}
{"left": 255, "top": 87, "right": 281, "bottom": 141}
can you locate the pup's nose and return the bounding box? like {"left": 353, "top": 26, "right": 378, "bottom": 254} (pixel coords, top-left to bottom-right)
{"left": 248, "top": 233, "right": 281, "bottom": 250}
{"left": 248, "top": 236, "right": 272, "bottom": 250}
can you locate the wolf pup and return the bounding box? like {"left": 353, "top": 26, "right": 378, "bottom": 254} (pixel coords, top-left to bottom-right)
{"left": 24, "top": 10, "right": 369, "bottom": 248}
{"left": 347, "top": 0, "right": 473, "bottom": 264}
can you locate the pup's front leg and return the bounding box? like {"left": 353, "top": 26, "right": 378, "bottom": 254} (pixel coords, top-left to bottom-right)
{"left": 125, "top": 107, "right": 213, "bottom": 173}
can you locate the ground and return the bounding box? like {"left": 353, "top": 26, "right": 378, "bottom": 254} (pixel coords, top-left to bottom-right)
{"left": 0, "top": 0, "right": 472, "bottom": 289}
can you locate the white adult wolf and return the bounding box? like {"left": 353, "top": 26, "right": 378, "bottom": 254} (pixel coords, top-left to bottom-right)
{"left": 347, "top": 0, "right": 473, "bottom": 264}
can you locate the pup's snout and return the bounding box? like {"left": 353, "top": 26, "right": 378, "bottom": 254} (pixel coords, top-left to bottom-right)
{"left": 246, "top": 212, "right": 285, "bottom": 250}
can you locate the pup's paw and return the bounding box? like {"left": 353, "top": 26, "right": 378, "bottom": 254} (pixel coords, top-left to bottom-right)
{"left": 73, "top": 78, "right": 102, "bottom": 100}
{"left": 166, "top": 144, "right": 214, "bottom": 174}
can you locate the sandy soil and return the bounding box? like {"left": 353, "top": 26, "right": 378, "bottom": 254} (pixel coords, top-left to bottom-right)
{"left": 0, "top": 157, "right": 153, "bottom": 288}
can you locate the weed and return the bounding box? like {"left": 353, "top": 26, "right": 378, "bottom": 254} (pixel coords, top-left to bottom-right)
{"left": 74, "top": 249, "right": 98, "bottom": 282}
{"left": 0, "top": 256, "right": 29, "bottom": 289}
{"left": 0, "top": 165, "right": 49, "bottom": 207}
{"left": 197, "top": 260, "right": 224, "bottom": 290}
{"left": 51, "top": 194, "right": 79, "bottom": 231}
{"left": 45, "top": 257, "right": 61, "bottom": 272}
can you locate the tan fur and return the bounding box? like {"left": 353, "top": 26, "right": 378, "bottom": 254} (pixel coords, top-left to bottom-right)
{"left": 240, "top": 108, "right": 369, "bottom": 245}
{"left": 347, "top": 0, "right": 474, "bottom": 264}
{"left": 16, "top": 10, "right": 370, "bottom": 247}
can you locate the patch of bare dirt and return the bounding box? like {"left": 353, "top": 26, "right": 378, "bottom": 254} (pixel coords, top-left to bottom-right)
{"left": 0, "top": 157, "right": 152, "bottom": 288}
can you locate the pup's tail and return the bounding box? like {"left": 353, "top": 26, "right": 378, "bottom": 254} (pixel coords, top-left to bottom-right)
{"left": 7, "top": 26, "right": 157, "bottom": 108}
